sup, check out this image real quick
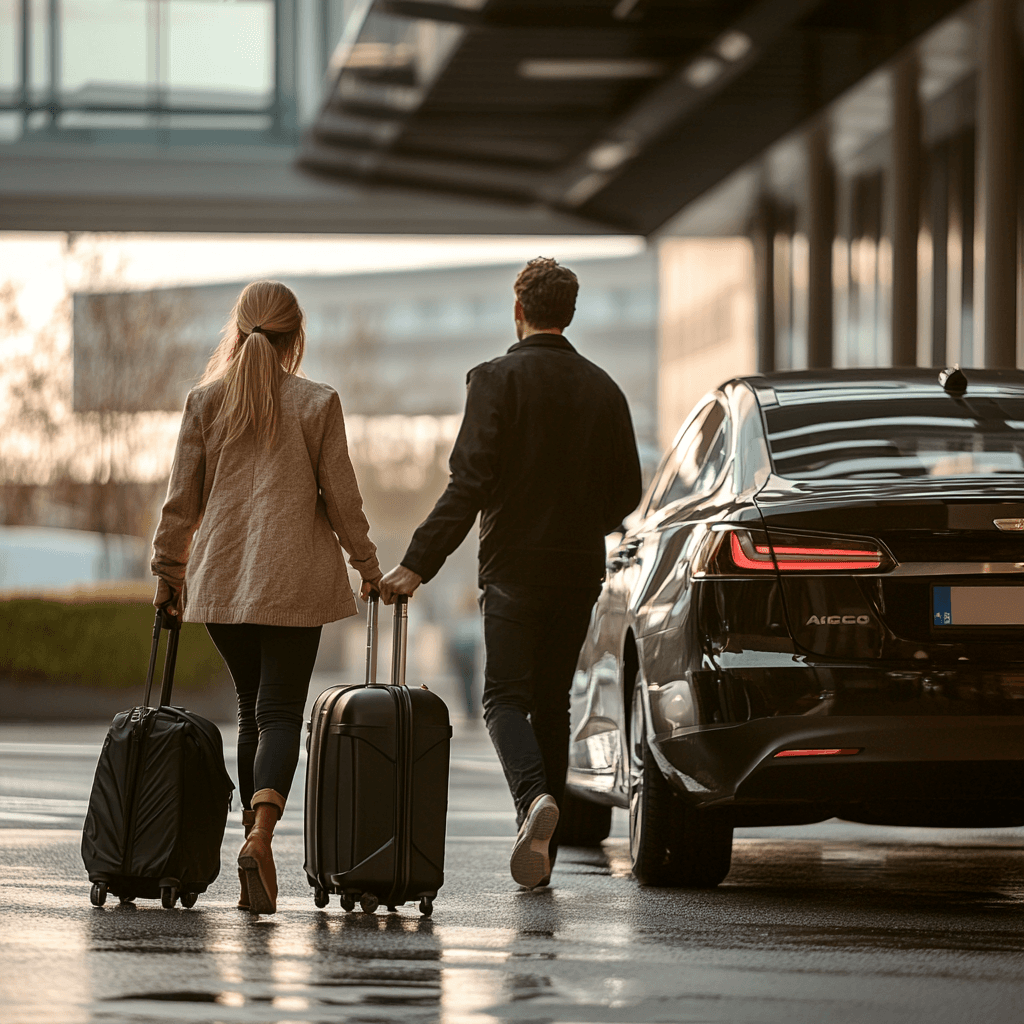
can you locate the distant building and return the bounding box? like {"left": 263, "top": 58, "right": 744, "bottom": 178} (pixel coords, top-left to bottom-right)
{"left": 72, "top": 251, "right": 660, "bottom": 446}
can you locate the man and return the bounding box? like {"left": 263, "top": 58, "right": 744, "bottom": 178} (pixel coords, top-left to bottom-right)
{"left": 380, "top": 257, "right": 642, "bottom": 889}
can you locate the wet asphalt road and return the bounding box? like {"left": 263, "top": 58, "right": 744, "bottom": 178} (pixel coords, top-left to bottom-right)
{"left": 1, "top": 698, "right": 1023, "bottom": 1024}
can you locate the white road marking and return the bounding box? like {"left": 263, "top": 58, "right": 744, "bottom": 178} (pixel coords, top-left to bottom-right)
{"left": 0, "top": 795, "right": 88, "bottom": 811}
{"left": 0, "top": 742, "right": 100, "bottom": 756}
{"left": 450, "top": 757, "right": 504, "bottom": 773}
{"left": 0, "top": 811, "right": 73, "bottom": 824}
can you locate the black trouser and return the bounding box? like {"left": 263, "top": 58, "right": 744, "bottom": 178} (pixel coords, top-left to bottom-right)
{"left": 479, "top": 582, "right": 600, "bottom": 861}
{"left": 206, "top": 623, "right": 322, "bottom": 810}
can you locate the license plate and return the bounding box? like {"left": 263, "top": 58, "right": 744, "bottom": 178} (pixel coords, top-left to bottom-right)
{"left": 932, "top": 586, "right": 1024, "bottom": 626}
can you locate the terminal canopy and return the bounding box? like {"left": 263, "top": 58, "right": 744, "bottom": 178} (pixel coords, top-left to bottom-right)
{"left": 303, "top": 0, "right": 964, "bottom": 235}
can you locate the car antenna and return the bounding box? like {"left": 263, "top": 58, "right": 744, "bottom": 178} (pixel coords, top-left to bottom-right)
{"left": 938, "top": 365, "right": 967, "bottom": 395}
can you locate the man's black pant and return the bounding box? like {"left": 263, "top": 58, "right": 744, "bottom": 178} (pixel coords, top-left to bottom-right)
{"left": 479, "top": 582, "right": 601, "bottom": 860}
{"left": 206, "top": 622, "right": 322, "bottom": 809}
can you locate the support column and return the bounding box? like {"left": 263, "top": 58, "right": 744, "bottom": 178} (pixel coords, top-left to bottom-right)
{"left": 977, "top": 0, "right": 1021, "bottom": 367}
{"left": 48, "top": 0, "right": 60, "bottom": 123}
{"left": 752, "top": 198, "right": 776, "bottom": 374}
{"left": 806, "top": 123, "right": 835, "bottom": 369}
{"left": 929, "top": 145, "right": 949, "bottom": 367}
{"left": 891, "top": 51, "right": 921, "bottom": 367}
{"left": 274, "top": 0, "right": 300, "bottom": 140}
{"left": 19, "top": 0, "right": 30, "bottom": 126}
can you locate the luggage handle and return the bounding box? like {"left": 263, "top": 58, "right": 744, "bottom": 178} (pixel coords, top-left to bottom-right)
{"left": 363, "top": 592, "right": 408, "bottom": 688}
{"left": 364, "top": 591, "right": 380, "bottom": 685}
{"left": 144, "top": 608, "right": 181, "bottom": 709}
{"left": 391, "top": 595, "right": 408, "bottom": 688}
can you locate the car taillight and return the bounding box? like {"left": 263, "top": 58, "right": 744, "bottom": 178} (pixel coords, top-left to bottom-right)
{"left": 774, "top": 748, "right": 861, "bottom": 758}
{"left": 702, "top": 527, "right": 892, "bottom": 574}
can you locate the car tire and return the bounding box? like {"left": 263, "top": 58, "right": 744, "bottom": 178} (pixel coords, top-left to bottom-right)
{"left": 558, "top": 789, "right": 613, "bottom": 846}
{"left": 628, "top": 692, "right": 733, "bottom": 888}
{"left": 670, "top": 805, "right": 733, "bottom": 889}
{"left": 628, "top": 692, "right": 677, "bottom": 885}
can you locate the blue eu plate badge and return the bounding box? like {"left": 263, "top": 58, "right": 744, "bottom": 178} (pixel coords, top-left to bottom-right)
{"left": 932, "top": 586, "right": 952, "bottom": 626}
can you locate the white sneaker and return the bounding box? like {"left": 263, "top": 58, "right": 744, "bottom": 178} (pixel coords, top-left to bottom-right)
{"left": 510, "top": 794, "right": 559, "bottom": 889}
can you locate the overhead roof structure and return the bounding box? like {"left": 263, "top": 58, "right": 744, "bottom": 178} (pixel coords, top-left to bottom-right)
{"left": 302, "top": 0, "right": 966, "bottom": 235}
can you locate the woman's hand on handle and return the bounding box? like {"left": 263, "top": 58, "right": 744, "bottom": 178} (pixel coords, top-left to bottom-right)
{"left": 360, "top": 575, "right": 384, "bottom": 603}
{"left": 153, "top": 578, "right": 180, "bottom": 618}
{"left": 379, "top": 565, "right": 422, "bottom": 605}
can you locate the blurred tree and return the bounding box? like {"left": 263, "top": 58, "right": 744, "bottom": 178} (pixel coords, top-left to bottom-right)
{"left": 0, "top": 280, "right": 71, "bottom": 498}
{"left": 0, "top": 238, "right": 195, "bottom": 545}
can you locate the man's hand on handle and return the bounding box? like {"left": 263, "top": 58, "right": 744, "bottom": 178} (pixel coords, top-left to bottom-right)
{"left": 379, "top": 565, "right": 422, "bottom": 605}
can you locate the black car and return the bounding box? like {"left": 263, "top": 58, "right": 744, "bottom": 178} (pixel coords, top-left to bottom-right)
{"left": 561, "top": 368, "right": 1024, "bottom": 887}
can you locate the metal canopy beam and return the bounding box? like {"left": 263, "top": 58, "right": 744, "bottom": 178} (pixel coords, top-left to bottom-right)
{"left": 302, "top": 0, "right": 967, "bottom": 235}
{"left": 0, "top": 143, "right": 606, "bottom": 235}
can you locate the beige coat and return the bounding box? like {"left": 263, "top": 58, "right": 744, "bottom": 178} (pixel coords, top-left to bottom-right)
{"left": 152, "top": 375, "right": 379, "bottom": 627}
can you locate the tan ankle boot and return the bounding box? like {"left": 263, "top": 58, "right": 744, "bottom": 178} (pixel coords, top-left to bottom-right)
{"left": 237, "top": 809, "right": 256, "bottom": 909}
{"left": 237, "top": 788, "right": 285, "bottom": 914}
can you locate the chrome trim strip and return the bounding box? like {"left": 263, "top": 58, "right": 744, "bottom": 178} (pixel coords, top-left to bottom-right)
{"left": 886, "top": 562, "right": 1024, "bottom": 577}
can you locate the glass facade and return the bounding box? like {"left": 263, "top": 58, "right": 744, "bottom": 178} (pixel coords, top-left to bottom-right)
{"left": 0, "top": 0, "right": 343, "bottom": 142}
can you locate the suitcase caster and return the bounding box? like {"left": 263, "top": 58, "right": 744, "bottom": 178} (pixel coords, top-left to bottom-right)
{"left": 359, "top": 892, "right": 379, "bottom": 914}
{"left": 118, "top": 893, "right": 136, "bottom": 905}
{"left": 90, "top": 883, "right": 107, "bottom": 907}
{"left": 340, "top": 894, "right": 356, "bottom": 912}
{"left": 313, "top": 887, "right": 329, "bottom": 908}
{"left": 418, "top": 897, "right": 433, "bottom": 917}
{"left": 179, "top": 891, "right": 198, "bottom": 909}
{"left": 160, "top": 886, "right": 178, "bottom": 909}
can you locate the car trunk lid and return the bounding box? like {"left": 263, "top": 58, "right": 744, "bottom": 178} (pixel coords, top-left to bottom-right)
{"left": 754, "top": 477, "right": 1024, "bottom": 661}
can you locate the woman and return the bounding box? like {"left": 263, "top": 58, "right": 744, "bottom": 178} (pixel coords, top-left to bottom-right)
{"left": 152, "top": 280, "right": 381, "bottom": 915}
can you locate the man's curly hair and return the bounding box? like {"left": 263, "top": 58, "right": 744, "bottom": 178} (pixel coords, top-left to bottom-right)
{"left": 514, "top": 257, "right": 579, "bottom": 330}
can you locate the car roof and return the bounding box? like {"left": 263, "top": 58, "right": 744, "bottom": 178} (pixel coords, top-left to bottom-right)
{"left": 731, "top": 368, "right": 1024, "bottom": 405}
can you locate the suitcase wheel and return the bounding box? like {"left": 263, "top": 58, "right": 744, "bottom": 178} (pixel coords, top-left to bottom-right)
{"left": 179, "top": 891, "right": 198, "bottom": 909}
{"left": 386, "top": 905, "right": 398, "bottom": 913}
{"left": 160, "top": 885, "right": 178, "bottom": 909}
{"left": 313, "top": 887, "right": 329, "bottom": 909}
{"left": 118, "top": 893, "right": 136, "bottom": 905}
{"left": 418, "top": 897, "right": 433, "bottom": 917}
{"left": 339, "top": 894, "right": 356, "bottom": 913}
{"left": 89, "top": 883, "right": 107, "bottom": 908}
{"left": 359, "top": 892, "right": 379, "bottom": 914}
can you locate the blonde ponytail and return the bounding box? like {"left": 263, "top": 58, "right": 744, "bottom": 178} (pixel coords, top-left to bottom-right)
{"left": 197, "top": 281, "right": 305, "bottom": 449}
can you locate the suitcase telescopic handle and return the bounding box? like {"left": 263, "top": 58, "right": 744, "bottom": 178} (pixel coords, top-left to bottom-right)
{"left": 391, "top": 595, "right": 409, "bottom": 688}
{"left": 144, "top": 607, "right": 181, "bottom": 709}
{"left": 363, "top": 592, "right": 409, "bottom": 687}
{"left": 364, "top": 591, "right": 380, "bottom": 685}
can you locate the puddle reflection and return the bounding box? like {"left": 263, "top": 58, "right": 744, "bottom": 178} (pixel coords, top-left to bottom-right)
{"left": 86, "top": 898, "right": 214, "bottom": 957}
{"left": 304, "top": 907, "right": 443, "bottom": 1012}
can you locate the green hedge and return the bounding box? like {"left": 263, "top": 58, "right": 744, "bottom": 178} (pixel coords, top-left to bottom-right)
{"left": 0, "top": 600, "right": 226, "bottom": 690}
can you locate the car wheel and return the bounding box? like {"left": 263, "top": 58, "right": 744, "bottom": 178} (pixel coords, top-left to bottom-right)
{"left": 559, "top": 789, "right": 612, "bottom": 846}
{"left": 628, "top": 690, "right": 734, "bottom": 888}
{"left": 628, "top": 691, "right": 677, "bottom": 885}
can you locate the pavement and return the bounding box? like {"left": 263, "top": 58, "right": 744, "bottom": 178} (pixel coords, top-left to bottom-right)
{"left": 1, "top": 682, "right": 1023, "bottom": 1024}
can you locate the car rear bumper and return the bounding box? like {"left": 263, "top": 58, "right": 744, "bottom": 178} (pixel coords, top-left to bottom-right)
{"left": 657, "top": 661, "right": 1024, "bottom": 725}
{"left": 653, "top": 715, "right": 1024, "bottom": 827}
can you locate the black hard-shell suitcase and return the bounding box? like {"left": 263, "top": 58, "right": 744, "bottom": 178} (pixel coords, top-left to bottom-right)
{"left": 81, "top": 608, "right": 234, "bottom": 909}
{"left": 304, "top": 594, "right": 451, "bottom": 915}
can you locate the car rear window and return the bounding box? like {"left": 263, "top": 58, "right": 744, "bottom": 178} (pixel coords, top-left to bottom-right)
{"left": 763, "top": 394, "right": 1024, "bottom": 480}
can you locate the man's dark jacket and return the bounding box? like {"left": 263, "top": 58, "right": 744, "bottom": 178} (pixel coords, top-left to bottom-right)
{"left": 401, "top": 334, "right": 643, "bottom": 588}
